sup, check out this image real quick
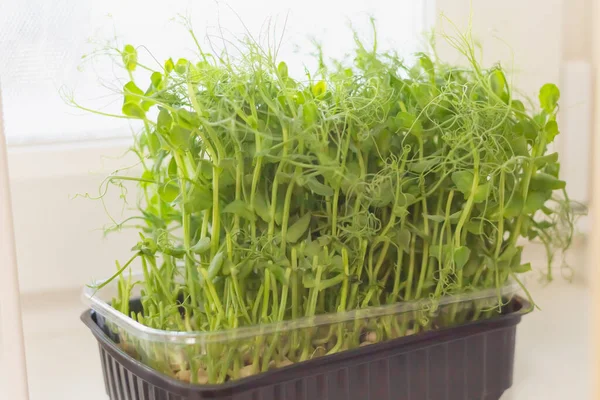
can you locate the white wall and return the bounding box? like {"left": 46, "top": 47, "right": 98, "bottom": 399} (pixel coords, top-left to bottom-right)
{"left": 7, "top": 140, "right": 138, "bottom": 294}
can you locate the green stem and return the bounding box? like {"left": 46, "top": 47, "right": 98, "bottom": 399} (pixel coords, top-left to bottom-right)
{"left": 433, "top": 190, "right": 455, "bottom": 299}
{"left": 173, "top": 152, "right": 198, "bottom": 309}
{"left": 509, "top": 133, "right": 547, "bottom": 246}
{"left": 405, "top": 203, "right": 420, "bottom": 301}
{"left": 414, "top": 141, "right": 430, "bottom": 299}
{"left": 290, "top": 248, "right": 300, "bottom": 356}
{"left": 348, "top": 240, "right": 368, "bottom": 309}
{"left": 211, "top": 166, "right": 221, "bottom": 257}
{"left": 268, "top": 127, "right": 289, "bottom": 242}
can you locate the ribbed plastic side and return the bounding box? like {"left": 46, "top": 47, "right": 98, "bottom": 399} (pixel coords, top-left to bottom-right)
{"left": 83, "top": 302, "right": 525, "bottom": 400}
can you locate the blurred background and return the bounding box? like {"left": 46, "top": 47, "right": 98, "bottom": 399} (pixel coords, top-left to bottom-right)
{"left": 0, "top": 0, "right": 594, "bottom": 399}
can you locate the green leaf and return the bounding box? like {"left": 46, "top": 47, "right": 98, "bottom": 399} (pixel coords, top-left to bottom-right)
{"left": 524, "top": 191, "right": 549, "bottom": 213}
{"left": 184, "top": 186, "right": 212, "bottom": 213}
{"left": 122, "top": 102, "right": 145, "bottom": 119}
{"left": 412, "top": 83, "right": 433, "bottom": 107}
{"left": 168, "top": 157, "right": 179, "bottom": 177}
{"left": 514, "top": 120, "right": 538, "bottom": 141}
{"left": 429, "top": 244, "right": 452, "bottom": 263}
{"left": 392, "top": 205, "right": 408, "bottom": 218}
{"left": 512, "top": 100, "right": 526, "bottom": 114}
{"left": 504, "top": 194, "right": 524, "bottom": 218}
{"left": 396, "top": 229, "right": 411, "bottom": 253}
{"left": 157, "top": 108, "right": 173, "bottom": 134}
{"left": 417, "top": 53, "right": 435, "bottom": 81}
{"left": 277, "top": 61, "right": 289, "bottom": 79}
{"left": 222, "top": 259, "right": 234, "bottom": 275}
{"left": 370, "top": 180, "right": 394, "bottom": 207}
{"left": 498, "top": 246, "right": 518, "bottom": 262}
{"left": 141, "top": 170, "right": 154, "bottom": 183}
{"left": 448, "top": 210, "right": 461, "bottom": 223}
{"left": 510, "top": 136, "right": 529, "bottom": 156}
{"left": 236, "top": 260, "right": 255, "bottom": 280}
{"left": 534, "top": 152, "right": 559, "bottom": 168}
{"left": 158, "top": 182, "right": 179, "bottom": 203}
{"left": 395, "top": 111, "right": 423, "bottom": 136}
{"left": 175, "top": 58, "right": 189, "bottom": 75}
{"left": 466, "top": 220, "right": 485, "bottom": 234}
{"left": 425, "top": 215, "right": 446, "bottom": 223}
{"left": 425, "top": 211, "right": 459, "bottom": 224}
{"left": 534, "top": 220, "right": 556, "bottom": 230}
{"left": 409, "top": 158, "right": 439, "bottom": 174}
{"left": 453, "top": 246, "right": 471, "bottom": 270}
{"left": 150, "top": 71, "right": 163, "bottom": 89}
{"left": 162, "top": 247, "right": 185, "bottom": 258}
{"left": 304, "top": 240, "right": 321, "bottom": 258}
{"left": 286, "top": 213, "right": 312, "bottom": 243}
{"left": 512, "top": 262, "right": 532, "bottom": 274}
{"left": 545, "top": 161, "right": 561, "bottom": 177}
{"left": 451, "top": 170, "right": 474, "bottom": 194}
{"left": 302, "top": 272, "right": 316, "bottom": 288}
{"left": 306, "top": 176, "right": 334, "bottom": 197}
{"left": 122, "top": 45, "right": 137, "bottom": 71}
{"left": 302, "top": 103, "right": 318, "bottom": 126}
{"left": 544, "top": 120, "right": 559, "bottom": 143}
{"left": 463, "top": 257, "right": 480, "bottom": 277}
{"left": 176, "top": 108, "right": 199, "bottom": 130}
{"left": 489, "top": 69, "right": 508, "bottom": 101}
{"left": 164, "top": 58, "right": 174, "bottom": 74}
{"left": 541, "top": 205, "right": 554, "bottom": 216}
{"left": 123, "top": 81, "right": 144, "bottom": 104}
{"left": 374, "top": 129, "right": 391, "bottom": 156}
{"left": 145, "top": 131, "right": 160, "bottom": 155}
{"left": 473, "top": 183, "right": 490, "bottom": 203}
{"left": 312, "top": 81, "right": 326, "bottom": 97}
{"left": 190, "top": 237, "right": 211, "bottom": 254}
{"left": 530, "top": 173, "right": 566, "bottom": 191}
{"left": 223, "top": 200, "right": 256, "bottom": 221}
{"left": 169, "top": 126, "right": 192, "bottom": 150}
{"left": 397, "top": 193, "right": 417, "bottom": 207}
{"left": 294, "top": 91, "right": 306, "bottom": 106}
{"left": 207, "top": 251, "right": 225, "bottom": 281}
{"left": 253, "top": 191, "right": 271, "bottom": 223}
{"left": 539, "top": 83, "right": 560, "bottom": 113}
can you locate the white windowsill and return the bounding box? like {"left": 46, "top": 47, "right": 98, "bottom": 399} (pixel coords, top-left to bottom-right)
{"left": 7, "top": 136, "right": 136, "bottom": 181}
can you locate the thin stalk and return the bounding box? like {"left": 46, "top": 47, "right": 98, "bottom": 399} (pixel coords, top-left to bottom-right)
{"left": 405, "top": 203, "right": 420, "bottom": 300}
{"left": 210, "top": 166, "right": 221, "bottom": 257}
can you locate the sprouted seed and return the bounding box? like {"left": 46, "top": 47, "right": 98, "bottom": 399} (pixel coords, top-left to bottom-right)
{"left": 78, "top": 19, "right": 580, "bottom": 384}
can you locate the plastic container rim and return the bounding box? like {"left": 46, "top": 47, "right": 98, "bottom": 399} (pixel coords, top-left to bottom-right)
{"left": 82, "top": 272, "right": 522, "bottom": 344}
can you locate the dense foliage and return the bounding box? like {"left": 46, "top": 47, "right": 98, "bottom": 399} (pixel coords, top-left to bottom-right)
{"left": 84, "top": 24, "right": 575, "bottom": 383}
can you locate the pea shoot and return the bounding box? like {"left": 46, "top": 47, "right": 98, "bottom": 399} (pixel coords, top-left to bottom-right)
{"left": 82, "top": 22, "right": 578, "bottom": 384}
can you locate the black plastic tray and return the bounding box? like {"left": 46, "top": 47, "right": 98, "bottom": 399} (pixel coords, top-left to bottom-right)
{"left": 82, "top": 296, "right": 528, "bottom": 400}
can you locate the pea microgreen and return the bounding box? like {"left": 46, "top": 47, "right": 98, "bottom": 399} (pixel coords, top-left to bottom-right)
{"left": 79, "top": 21, "right": 579, "bottom": 384}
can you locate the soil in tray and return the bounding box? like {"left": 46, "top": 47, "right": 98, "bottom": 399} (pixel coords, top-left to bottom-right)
{"left": 96, "top": 295, "right": 521, "bottom": 385}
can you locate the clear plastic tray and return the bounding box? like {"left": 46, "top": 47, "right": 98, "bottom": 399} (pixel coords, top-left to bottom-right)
{"left": 83, "top": 273, "right": 520, "bottom": 384}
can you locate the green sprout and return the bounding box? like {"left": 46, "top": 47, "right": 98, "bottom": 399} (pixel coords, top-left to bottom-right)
{"left": 79, "top": 20, "right": 578, "bottom": 384}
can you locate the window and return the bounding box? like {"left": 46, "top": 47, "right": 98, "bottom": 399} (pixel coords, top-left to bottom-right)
{"left": 2, "top": 0, "right": 433, "bottom": 293}
{"left": 1, "top": 0, "right": 432, "bottom": 145}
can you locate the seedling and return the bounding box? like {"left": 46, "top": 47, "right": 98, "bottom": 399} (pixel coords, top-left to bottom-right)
{"left": 80, "top": 21, "right": 576, "bottom": 384}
